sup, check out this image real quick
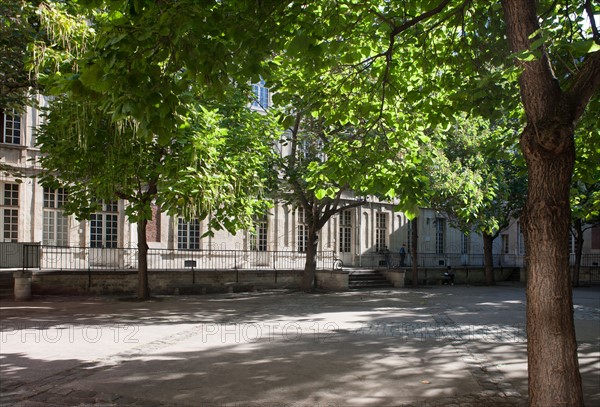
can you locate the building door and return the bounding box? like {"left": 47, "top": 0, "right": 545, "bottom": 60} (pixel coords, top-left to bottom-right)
{"left": 89, "top": 201, "right": 121, "bottom": 267}
{"left": 338, "top": 210, "right": 353, "bottom": 265}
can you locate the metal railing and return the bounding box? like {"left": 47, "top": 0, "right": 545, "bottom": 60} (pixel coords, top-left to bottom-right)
{"left": 4, "top": 244, "right": 336, "bottom": 272}
{"left": 2, "top": 243, "right": 599, "bottom": 275}
{"left": 365, "top": 252, "right": 600, "bottom": 269}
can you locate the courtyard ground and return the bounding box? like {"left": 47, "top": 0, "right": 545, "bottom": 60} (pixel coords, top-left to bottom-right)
{"left": 0, "top": 284, "right": 598, "bottom": 407}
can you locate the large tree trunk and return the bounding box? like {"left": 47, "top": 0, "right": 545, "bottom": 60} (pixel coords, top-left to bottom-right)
{"left": 137, "top": 218, "right": 150, "bottom": 300}
{"left": 572, "top": 219, "right": 583, "bottom": 287}
{"left": 501, "top": 0, "right": 598, "bottom": 404}
{"left": 411, "top": 217, "right": 418, "bottom": 287}
{"left": 521, "top": 124, "right": 582, "bottom": 406}
{"left": 482, "top": 233, "right": 495, "bottom": 286}
{"left": 301, "top": 225, "right": 319, "bottom": 292}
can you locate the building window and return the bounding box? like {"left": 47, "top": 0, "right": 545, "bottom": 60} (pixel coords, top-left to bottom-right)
{"left": 298, "top": 138, "right": 325, "bottom": 162}
{"left": 250, "top": 215, "right": 268, "bottom": 251}
{"left": 90, "top": 201, "right": 118, "bottom": 248}
{"left": 501, "top": 234, "right": 509, "bottom": 254}
{"left": 592, "top": 225, "right": 600, "bottom": 250}
{"left": 435, "top": 218, "right": 445, "bottom": 254}
{"left": 339, "top": 210, "right": 352, "bottom": 253}
{"left": 178, "top": 218, "right": 200, "bottom": 250}
{"left": 1, "top": 183, "right": 19, "bottom": 242}
{"left": 461, "top": 233, "right": 470, "bottom": 254}
{"left": 1, "top": 109, "right": 21, "bottom": 145}
{"left": 569, "top": 233, "right": 575, "bottom": 254}
{"left": 407, "top": 219, "right": 413, "bottom": 252}
{"left": 297, "top": 207, "right": 308, "bottom": 253}
{"left": 251, "top": 79, "right": 270, "bottom": 110}
{"left": 517, "top": 221, "right": 525, "bottom": 255}
{"left": 375, "top": 212, "right": 387, "bottom": 252}
{"left": 43, "top": 188, "right": 69, "bottom": 246}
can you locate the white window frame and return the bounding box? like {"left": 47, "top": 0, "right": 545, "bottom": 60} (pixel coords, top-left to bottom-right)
{"left": 297, "top": 207, "right": 308, "bottom": 253}
{"left": 1, "top": 183, "right": 19, "bottom": 242}
{"left": 251, "top": 79, "right": 270, "bottom": 110}
{"left": 501, "top": 234, "right": 509, "bottom": 254}
{"left": 339, "top": 210, "right": 352, "bottom": 253}
{"left": 43, "top": 188, "right": 69, "bottom": 246}
{"left": 90, "top": 201, "right": 118, "bottom": 248}
{"left": 1, "top": 109, "right": 22, "bottom": 145}
{"left": 461, "top": 233, "right": 470, "bottom": 254}
{"left": 178, "top": 218, "right": 201, "bottom": 250}
{"left": 250, "top": 215, "right": 268, "bottom": 252}
{"left": 517, "top": 222, "right": 525, "bottom": 255}
{"left": 435, "top": 218, "right": 445, "bottom": 254}
{"left": 375, "top": 212, "right": 387, "bottom": 252}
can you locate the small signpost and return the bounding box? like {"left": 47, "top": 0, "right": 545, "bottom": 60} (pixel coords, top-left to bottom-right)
{"left": 185, "top": 260, "right": 197, "bottom": 284}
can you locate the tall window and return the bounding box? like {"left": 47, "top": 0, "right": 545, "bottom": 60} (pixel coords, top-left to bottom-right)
{"left": 297, "top": 207, "right": 308, "bottom": 253}
{"left": 501, "top": 234, "right": 509, "bottom": 254}
{"left": 517, "top": 221, "right": 525, "bottom": 255}
{"left": 90, "top": 201, "right": 118, "bottom": 248}
{"left": 1, "top": 109, "right": 21, "bottom": 145}
{"left": 592, "top": 225, "right": 600, "bottom": 250}
{"left": 1, "top": 183, "right": 18, "bottom": 242}
{"left": 375, "top": 212, "right": 387, "bottom": 252}
{"left": 178, "top": 218, "right": 200, "bottom": 250}
{"left": 461, "top": 233, "right": 470, "bottom": 254}
{"left": 43, "top": 188, "right": 69, "bottom": 246}
{"left": 569, "top": 233, "right": 575, "bottom": 254}
{"left": 435, "top": 218, "right": 445, "bottom": 254}
{"left": 407, "top": 219, "right": 413, "bottom": 252}
{"left": 251, "top": 79, "right": 270, "bottom": 109}
{"left": 339, "top": 210, "right": 352, "bottom": 253}
{"left": 250, "top": 215, "right": 268, "bottom": 251}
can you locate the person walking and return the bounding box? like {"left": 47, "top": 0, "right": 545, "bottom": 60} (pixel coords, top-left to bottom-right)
{"left": 399, "top": 244, "right": 407, "bottom": 267}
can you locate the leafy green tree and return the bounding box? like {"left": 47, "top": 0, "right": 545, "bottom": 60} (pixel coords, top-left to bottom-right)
{"left": 37, "top": 91, "right": 279, "bottom": 299}
{"left": 32, "top": 0, "right": 295, "bottom": 299}
{"left": 32, "top": 0, "right": 600, "bottom": 403}
{"left": 0, "top": 1, "right": 92, "bottom": 108}
{"left": 1, "top": 0, "right": 39, "bottom": 108}
{"left": 426, "top": 115, "right": 526, "bottom": 285}
{"left": 274, "top": 2, "right": 599, "bottom": 404}
{"left": 272, "top": 112, "right": 370, "bottom": 292}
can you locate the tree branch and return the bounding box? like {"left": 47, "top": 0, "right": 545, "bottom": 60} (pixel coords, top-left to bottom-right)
{"left": 584, "top": 0, "right": 599, "bottom": 43}
{"left": 566, "top": 51, "right": 600, "bottom": 123}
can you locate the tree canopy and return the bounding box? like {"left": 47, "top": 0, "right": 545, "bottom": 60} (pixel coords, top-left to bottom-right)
{"left": 25, "top": 0, "right": 600, "bottom": 404}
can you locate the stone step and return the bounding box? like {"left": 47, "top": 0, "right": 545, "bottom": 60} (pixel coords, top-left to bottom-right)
{"left": 348, "top": 270, "right": 393, "bottom": 289}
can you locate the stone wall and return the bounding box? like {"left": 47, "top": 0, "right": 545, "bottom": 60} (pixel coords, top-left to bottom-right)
{"left": 403, "top": 267, "right": 520, "bottom": 285}
{"left": 31, "top": 269, "right": 304, "bottom": 296}
{"left": 315, "top": 270, "right": 349, "bottom": 291}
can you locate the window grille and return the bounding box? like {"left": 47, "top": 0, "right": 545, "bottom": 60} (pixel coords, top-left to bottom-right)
{"left": 178, "top": 218, "right": 201, "bottom": 250}
{"left": 90, "top": 201, "right": 118, "bottom": 248}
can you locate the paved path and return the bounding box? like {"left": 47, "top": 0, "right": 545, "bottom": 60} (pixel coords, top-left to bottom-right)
{"left": 1, "top": 285, "right": 598, "bottom": 407}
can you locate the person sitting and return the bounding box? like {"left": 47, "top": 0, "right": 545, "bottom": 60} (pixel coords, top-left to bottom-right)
{"left": 442, "top": 266, "right": 455, "bottom": 285}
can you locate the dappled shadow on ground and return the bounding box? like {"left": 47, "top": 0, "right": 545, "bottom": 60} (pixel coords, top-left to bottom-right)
{"left": 1, "top": 286, "right": 598, "bottom": 406}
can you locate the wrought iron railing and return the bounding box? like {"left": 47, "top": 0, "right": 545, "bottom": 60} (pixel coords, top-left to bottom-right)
{"left": 0, "top": 244, "right": 336, "bottom": 272}
{"left": 1, "top": 243, "right": 599, "bottom": 275}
